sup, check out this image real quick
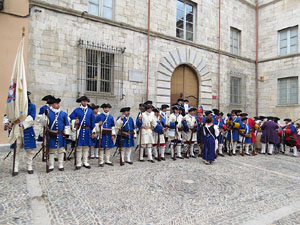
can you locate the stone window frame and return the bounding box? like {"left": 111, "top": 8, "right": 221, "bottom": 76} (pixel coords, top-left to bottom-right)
{"left": 176, "top": 0, "right": 196, "bottom": 42}
{"left": 88, "top": 0, "right": 114, "bottom": 20}
{"left": 228, "top": 71, "right": 247, "bottom": 107}
{"left": 277, "top": 76, "right": 298, "bottom": 106}
{"left": 278, "top": 25, "right": 298, "bottom": 56}
{"left": 230, "top": 27, "right": 241, "bottom": 56}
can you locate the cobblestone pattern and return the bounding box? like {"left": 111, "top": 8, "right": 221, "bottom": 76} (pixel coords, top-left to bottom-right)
{"left": 1, "top": 150, "right": 300, "bottom": 224}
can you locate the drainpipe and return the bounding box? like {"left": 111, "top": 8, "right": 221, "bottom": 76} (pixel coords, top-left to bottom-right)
{"left": 255, "top": 0, "right": 259, "bottom": 116}
{"left": 217, "top": 0, "right": 221, "bottom": 109}
{"left": 146, "top": 0, "right": 151, "bottom": 100}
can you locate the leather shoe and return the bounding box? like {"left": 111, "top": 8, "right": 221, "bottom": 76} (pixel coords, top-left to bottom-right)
{"left": 125, "top": 161, "right": 133, "bottom": 165}
{"left": 75, "top": 166, "right": 81, "bottom": 170}
{"left": 177, "top": 156, "right": 184, "bottom": 159}
{"left": 59, "top": 168, "right": 64, "bottom": 171}
{"left": 27, "top": 170, "right": 34, "bottom": 174}
{"left": 83, "top": 165, "right": 91, "bottom": 169}
{"left": 219, "top": 153, "right": 225, "bottom": 157}
{"left": 148, "top": 160, "right": 155, "bottom": 163}
{"left": 99, "top": 164, "right": 104, "bottom": 167}
{"left": 161, "top": 157, "right": 166, "bottom": 161}
{"left": 105, "top": 162, "right": 114, "bottom": 166}
{"left": 191, "top": 155, "right": 196, "bottom": 158}
{"left": 139, "top": 159, "right": 145, "bottom": 162}
{"left": 49, "top": 168, "right": 54, "bottom": 172}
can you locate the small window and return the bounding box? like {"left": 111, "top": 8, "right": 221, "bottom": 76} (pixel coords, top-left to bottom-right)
{"left": 88, "top": 0, "right": 113, "bottom": 19}
{"left": 278, "top": 26, "right": 298, "bottom": 56}
{"left": 230, "top": 76, "right": 242, "bottom": 105}
{"left": 278, "top": 77, "right": 298, "bottom": 105}
{"left": 176, "top": 0, "right": 196, "bottom": 41}
{"left": 86, "top": 49, "right": 114, "bottom": 93}
{"left": 230, "top": 27, "right": 241, "bottom": 55}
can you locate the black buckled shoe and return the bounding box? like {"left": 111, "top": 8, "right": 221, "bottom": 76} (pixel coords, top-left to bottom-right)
{"left": 59, "top": 168, "right": 64, "bottom": 171}
{"left": 125, "top": 161, "right": 133, "bottom": 165}
{"left": 161, "top": 157, "right": 166, "bottom": 161}
{"left": 105, "top": 162, "right": 114, "bottom": 166}
{"left": 27, "top": 170, "right": 34, "bottom": 174}
{"left": 177, "top": 156, "right": 184, "bottom": 159}
{"left": 139, "top": 159, "right": 145, "bottom": 162}
{"left": 75, "top": 166, "right": 81, "bottom": 170}
{"left": 99, "top": 164, "right": 104, "bottom": 167}
{"left": 49, "top": 168, "right": 54, "bottom": 172}
{"left": 83, "top": 165, "right": 91, "bottom": 169}
{"left": 148, "top": 160, "right": 155, "bottom": 163}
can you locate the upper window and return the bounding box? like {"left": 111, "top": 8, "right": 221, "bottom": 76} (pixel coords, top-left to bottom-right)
{"left": 88, "top": 0, "right": 113, "bottom": 20}
{"left": 278, "top": 77, "right": 298, "bottom": 105}
{"left": 278, "top": 26, "right": 298, "bottom": 56}
{"left": 230, "top": 27, "right": 241, "bottom": 55}
{"left": 230, "top": 76, "right": 242, "bottom": 105}
{"left": 176, "top": 0, "right": 195, "bottom": 41}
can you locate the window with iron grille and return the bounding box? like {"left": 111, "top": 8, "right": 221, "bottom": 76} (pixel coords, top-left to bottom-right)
{"left": 176, "top": 0, "right": 196, "bottom": 41}
{"left": 86, "top": 49, "right": 114, "bottom": 93}
{"left": 230, "top": 27, "right": 241, "bottom": 55}
{"left": 78, "top": 39, "right": 125, "bottom": 96}
{"left": 88, "top": 0, "right": 113, "bottom": 19}
{"left": 230, "top": 76, "right": 242, "bottom": 105}
{"left": 278, "top": 26, "right": 298, "bottom": 56}
{"left": 278, "top": 77, "right": 298, "bottom": 105}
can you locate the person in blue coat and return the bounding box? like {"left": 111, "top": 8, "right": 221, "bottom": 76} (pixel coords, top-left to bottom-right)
{"left": 241, "top": 117, "right": 252, "bottom": 155}
{"left": 9, "top": 91, "right": 37, "bottom": 176}
{"left": 69, "top": 96, "right": 95, "bottom": 170}
{"left": 226, "top": 110, "right": 242, "bottom": 155}
{"left": 44, "top": 97, "right": 71, "bottom": 171}
{"left": 203, "top": 116, "right": 219, "bottom": 164}
{"left": 93, "top": 103, "right": 116, "bottom": 167}
{"left": 115, "top": 107, "right": 135, "bottom": 165}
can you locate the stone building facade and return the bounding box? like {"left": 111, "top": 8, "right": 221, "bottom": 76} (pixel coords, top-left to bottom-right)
{"left": 1, "top": 0, "right": 299, "bottom": 144}
{"left": 27, "top": 0, "right": 257, "bottom": 118}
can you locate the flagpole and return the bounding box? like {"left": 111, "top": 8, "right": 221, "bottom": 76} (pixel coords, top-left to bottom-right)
{"left": 12, "top": 27, "right": 25, "bottom": 176}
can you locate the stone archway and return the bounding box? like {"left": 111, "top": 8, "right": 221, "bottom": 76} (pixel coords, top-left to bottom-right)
{"left": 156, "top": 47, "right": 212, "bottom": 110}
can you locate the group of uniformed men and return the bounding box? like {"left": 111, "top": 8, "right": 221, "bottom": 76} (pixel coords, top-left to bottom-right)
{"left": 3, "top": 94, "right": 299, "bottom": 176}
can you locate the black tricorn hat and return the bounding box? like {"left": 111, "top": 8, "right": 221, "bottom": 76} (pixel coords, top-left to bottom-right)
{"left": 184, "top": 99, "right": 189, "bottom": 102}
{"left": 144, "top": 100, "right": 153, "bottom": 105}
{"left": 212, "top": 108, "right": 219, "bottom": 113}
{"left": 259, "top": 116, "right": 266, "bottom": 120}
{"left": 241, "top": 117, "right": 248, "bottom": 121}
{"left": 89, "top": 103, "right": 99, "bottom": 110}
{"left": 172, "top": 104, "right": 180, "bottom": 110}
{"left": 144, "top": 104, "right": 152, "bottom": 110}
{"left": 101, "top": 103, "right": 112, "bottom": 108}
{"left": 188, "top": 107, "right": 197, "bottom": 112}
{"left": 205, "top": 111, "right": 212, "bottom": 116}
{"left": 240, "top": 113, "right": 248, "bottom": 117}
{"left": 76, "top": 96, "right": 90, "bottom": 103}
{"left": 284, "top": 118, "right": 292, "bottom": 122}
{"left": 177, "top": 98, "right": 184, "bottom": 102}
{"left": 236, "top": 110, "right": 242, "bottom": 113}
{"left": 153, "top": 108, "right": 159, "bottom": 113}
{"left": 161, "top": 104, "right": 169, "bottom": 109}
{"left": 120, "top": 107, "right": 130, "bottom": 113}
{"left": 27, "top": 91, "right": 31, "bottom": 96}
{"left": 267, "top": 116, "right": 274, "bottom": 120}
{"left": 52, "top": 98, "right": 61, "bottom": 104}
{"left": 42, "top": 95, "right": 54, "bottom": 101}
{"left": 231, "top": 110, "right": 237, "bottom": 114}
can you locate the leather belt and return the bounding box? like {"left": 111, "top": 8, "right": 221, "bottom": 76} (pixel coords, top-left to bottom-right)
{"left": 81, "top": 126, "right": 90, "bottom": 129}
{"left": 141, "top": 126, "right": 152, "bottom": 129}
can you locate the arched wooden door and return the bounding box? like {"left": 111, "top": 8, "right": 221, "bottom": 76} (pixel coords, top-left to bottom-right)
{"left": 171, "top": 65, "right": 199, "bottom": 107}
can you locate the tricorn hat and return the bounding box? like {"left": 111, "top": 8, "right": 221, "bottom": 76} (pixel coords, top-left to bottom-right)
{"left": 76, "top": 96, "right": 90, "bottom": 103}
{"left": 120, "top": 107, "right": 130, "bottom": 113}
{"left": 144, "top": 100, "right": 153, "bottom": 105}
{"left": 89, "top": 103, "right": 99, "bottom": 110}
{"left": 100, "top": 103, "right": 112, "bottom": 108}
{"left": 161, "top": 104, "right": 169, "bottom": 109}
{"left": 188, "top": 107, "right": 197, "bottom": 112}
{"left": 284, "top": 118, "right": 292, "bottom": 122}
{"left": 205, "top": 111, "right": 212, "bottom": 116}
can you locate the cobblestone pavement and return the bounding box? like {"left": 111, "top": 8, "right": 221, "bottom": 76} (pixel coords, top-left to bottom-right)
{"left": 1, "top": 148, "right": 300, "bottom": 225}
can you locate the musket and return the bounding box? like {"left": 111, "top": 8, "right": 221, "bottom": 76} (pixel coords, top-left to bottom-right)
{"left": 97, "top": 122, "right": 102, "bottom": 167}
{"left": 229, "top": 128, "right": 233, "bottom": 156}
{"left": 172, "top": 115, "right": 179, "bottom": 161}
{"left": 74, "top": 117, "right": 79, "bottom": 168}
{"left": 3, "top": 150, "right": 12, "bottom": 160}
{"left": 119, "top": 118, "right": 125, "bottom": 166}
{"left": 12, "top": 140, "right": 17, "bottom": 176}
{"left": 138, "top": 112, "right": 143, "bottom": 160}
{"left": 45, "top": 112, "right": 50, "bottom": 173}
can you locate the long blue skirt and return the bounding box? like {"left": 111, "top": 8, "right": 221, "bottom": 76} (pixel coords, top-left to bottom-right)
{"left": 202, "top": 135, "right": 216, "bottom": 162}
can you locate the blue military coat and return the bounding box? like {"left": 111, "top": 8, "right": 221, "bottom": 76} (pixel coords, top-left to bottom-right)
{"left": 48, "top": 109, "right": 69, "bottom": 149}
{"left": 95, "top": 113, "right": 115, "bottom": 149}
{"left": 24, "top": 102, "right": 37, "bottom": 149}
{"left": 115, "top": 116, "right": 135, "bottom": 148}
{"left": 226, "top": 116, "right": 241, "bottom": 142}
{"left": 69, "top": 107, "right": 95, "bottom": 146}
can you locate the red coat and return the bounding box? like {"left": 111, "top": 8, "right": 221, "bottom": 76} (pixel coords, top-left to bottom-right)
{"left": 247, "top": 118, "right": 256, "bottom": 143}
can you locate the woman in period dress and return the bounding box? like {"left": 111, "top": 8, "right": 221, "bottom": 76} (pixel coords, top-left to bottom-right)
{"left": 202, "top": 115, "right": 219, "bottom": 164}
